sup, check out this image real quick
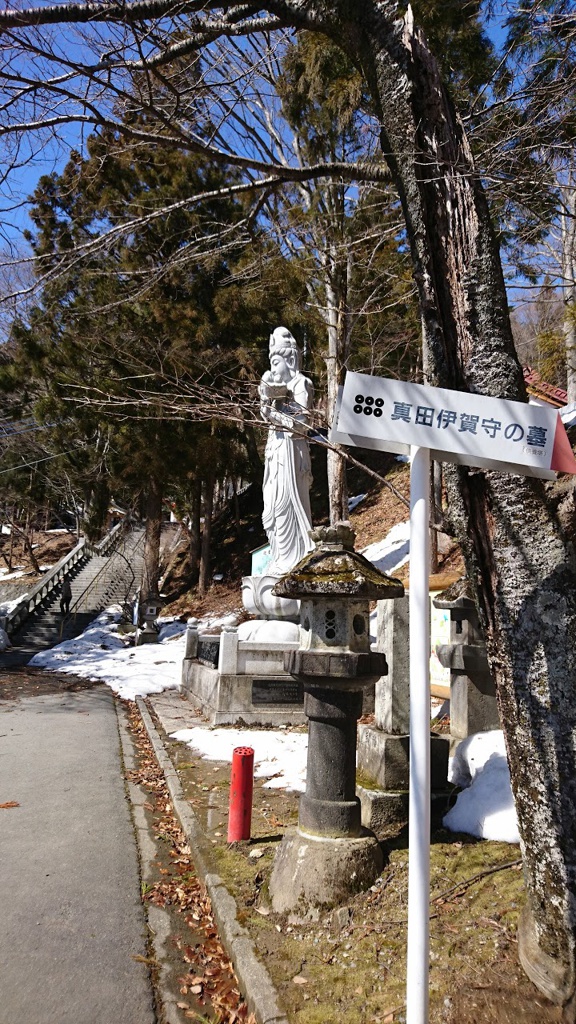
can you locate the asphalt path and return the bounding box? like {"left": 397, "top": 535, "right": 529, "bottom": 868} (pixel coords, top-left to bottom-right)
{"left": 0, "top": 685, "right": 156, "bottom": 1024}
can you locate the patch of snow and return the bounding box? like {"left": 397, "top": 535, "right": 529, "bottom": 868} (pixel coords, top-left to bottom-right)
{"left": 0, "top": 568, "right": 27, "bottom": 580}
{"left": 560, "top": 402, "right": 576, "bottom": 428}
{"left": 170, "top": 726, "right": 308, "bottom": 792}
{"left": 0, "top": 595, "right": 28, "bottom": 616}
{"left": 26, "top": 607, "right": 240, "bottom": 702}
{"left": 348, "top": 493, "right": 367, "bottom": 512}
{"left": 29, "top": 605, "right": 185, "bottom": 701}
{"left": 198, "top": 612, "right": 240, "bottom": 633}
{"left": 444, "top": 731, "right": 519, "bottom": 844}
{"left": 237, "top": 619, "right": 298, "bottom": 642}
{"left": 157, "top": 620, "right": 187, "bottom": 642}
{"left": 362, "top": 520, "right": 410, "bottom": 575}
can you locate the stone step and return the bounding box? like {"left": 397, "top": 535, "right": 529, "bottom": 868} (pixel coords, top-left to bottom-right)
{"left": 1, "top": 528, "right": 145, "bottom": 667}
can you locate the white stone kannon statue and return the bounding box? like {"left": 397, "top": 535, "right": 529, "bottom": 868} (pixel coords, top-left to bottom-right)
{"left": 241, "top": 327, "right": 314, "bottom": 622}
{"left": 259, "top": 326, "right": 314, "bottom": 576}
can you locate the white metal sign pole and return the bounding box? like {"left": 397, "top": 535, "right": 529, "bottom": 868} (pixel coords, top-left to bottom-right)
{"left": 406, "top": 444, "right": 431, "bottom": 1024}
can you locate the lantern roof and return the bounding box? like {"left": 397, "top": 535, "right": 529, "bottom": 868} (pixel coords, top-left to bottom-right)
{"left": 272, "top": 524, "right": 405, "bottom": 601}
{"left": 433, "top": 576, "right": 475, "bottom": 609}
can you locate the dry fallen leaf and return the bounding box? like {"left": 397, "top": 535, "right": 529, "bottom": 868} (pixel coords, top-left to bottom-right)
{"left": 0, "top": 801, "right": 20, "bottom": 809}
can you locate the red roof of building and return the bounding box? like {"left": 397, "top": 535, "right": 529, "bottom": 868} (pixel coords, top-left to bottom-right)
{"left": 523, "top": 367, "right": 567, "bottom": 407}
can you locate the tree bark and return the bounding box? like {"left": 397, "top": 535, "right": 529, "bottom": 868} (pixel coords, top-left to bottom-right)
{"left": 562, "top": 184, "right": 576, "bottom": 404}
{"left": 187, "top": 477, "right": 202, "bottom": 586}
{"left": 242, "top": 422, "right": 263, "bottom": 477}
{"left": 324, "top": 244, "right": 351, "bottom": 523}
{"left": 143, "top": 476, "right": 163, "bottom": 596}
{"left": 198, "top": 474, "right": 215, "bottom": 597}
{"left": 7, "top": 516, "right": 41, "bottom": 574}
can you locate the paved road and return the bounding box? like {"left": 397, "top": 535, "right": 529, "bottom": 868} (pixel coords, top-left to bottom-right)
{"left": 0, "top": 686, "right": 156, "bottom": 1024}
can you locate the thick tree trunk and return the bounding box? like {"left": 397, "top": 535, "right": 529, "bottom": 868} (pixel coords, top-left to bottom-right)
{"left": 565, "top": 298, "right": 576, "bottom": 405}
{"left": 188, "top": 477, "right": 202, "bottom": 586}
{"left": 143, "top": 476, "right": 163, "bottom": 597}
{"left": 8, "top": 516, "right": 41, "bottom": 574}
{"left": 317, "top": 0, "right": 576, "bottom": 1008}
{"left": 242, "top": 422, "right": 263, "bottom": 477}
{"left": 429, "top": 462, "right": 442, "bottom": 573}
{"left": 198, "top": 474, "right": 215, "bottom": 597}
{"left": 562, "top": 187, "right": 576, "bottom": 405}
{"left": 324, "top": 248, "right": 351, "bottom": 523}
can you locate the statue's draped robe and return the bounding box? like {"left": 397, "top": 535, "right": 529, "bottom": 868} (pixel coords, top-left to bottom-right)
{"left": 262, "top": 372, "right": 314, "bottom": 576}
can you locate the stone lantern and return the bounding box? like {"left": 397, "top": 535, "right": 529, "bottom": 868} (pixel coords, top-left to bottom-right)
{"left": 269, "top": 523, "right": 404, "bottom": 911}
{"left": 137, "top": 593, "right": 163, "bottom": 646}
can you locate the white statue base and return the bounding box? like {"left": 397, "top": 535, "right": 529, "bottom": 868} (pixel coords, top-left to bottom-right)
{"left": 241, "top": 574, "right": 300, "bottom": 622}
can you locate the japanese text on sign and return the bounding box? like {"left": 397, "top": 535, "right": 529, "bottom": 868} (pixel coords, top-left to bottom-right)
{"left": 331, "top": 372, "right": 576, "bottom": 478}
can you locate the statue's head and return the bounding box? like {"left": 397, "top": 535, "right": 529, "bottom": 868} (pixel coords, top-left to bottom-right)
{"left": 269, "top": 326, "right": 301, "bottom": 374}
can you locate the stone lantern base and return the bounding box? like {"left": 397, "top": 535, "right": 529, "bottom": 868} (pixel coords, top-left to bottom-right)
{"left": 268, "top": 828, "right": 383, "bottom": 913}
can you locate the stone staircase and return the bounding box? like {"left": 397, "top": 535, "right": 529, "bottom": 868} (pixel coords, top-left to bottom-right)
{"left": 0, "top": 527, "right": 145, "bottom": 668}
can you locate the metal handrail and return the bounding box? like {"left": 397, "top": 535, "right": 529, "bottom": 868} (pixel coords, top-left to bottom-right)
{"left": 5, "top": 520, "right": 127, "bottom": 636}
{"left": 70, "top": 527, "right": 144, "bottom": 618}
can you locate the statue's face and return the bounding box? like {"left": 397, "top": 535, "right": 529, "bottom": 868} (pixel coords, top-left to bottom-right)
{"left": 270, "top": 352, "right": 293, "bottom": 382}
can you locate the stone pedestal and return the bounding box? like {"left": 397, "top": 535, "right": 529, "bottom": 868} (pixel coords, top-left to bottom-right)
{"left": 434, "top": 580, "right": 500, "bottom": 741}
{"left": 300, "top": 686, "right": 364, "bottom": 838}
{"left": 269, "top": 830, "right": 383, "bottom": 913}
{"left": 357, "top": 727, "right": 449, "bottom": 792}
{"left": 136, "top": 625, "right": 159, "bottom": 646}
{"left": 181, "top": 622, "right": 306, "bottom": 726}
{"left": 356, "top": 595, "right": 449, "bottom": 830}
{"left": 269, "top": 676, "right": 387, "bottom": 909}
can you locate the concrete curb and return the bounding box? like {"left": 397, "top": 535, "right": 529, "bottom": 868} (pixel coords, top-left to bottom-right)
{"left": 115, "top": 699, "right": 182, "bottom": 1024}
{"left": 136, "top": 697, "right": 289, "bottom": 1024}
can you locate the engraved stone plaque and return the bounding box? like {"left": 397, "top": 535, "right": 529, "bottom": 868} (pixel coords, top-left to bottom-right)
{"left": 252, "top": 679, "right": 304, "bottom": 706}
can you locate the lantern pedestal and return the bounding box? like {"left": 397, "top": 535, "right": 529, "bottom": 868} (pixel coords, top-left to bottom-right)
{"left": 298, "top": 684, "right": 364, "bottom": 837}
{"left": 269, "top": 829, "right": 383, "bottom": 914}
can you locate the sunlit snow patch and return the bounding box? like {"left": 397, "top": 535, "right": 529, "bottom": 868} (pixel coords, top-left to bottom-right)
{"left": 443, "top": 730, "right": 519, "bottom": 843}
{"left": 170, "top": 726, "right": 308, "bottom": 792}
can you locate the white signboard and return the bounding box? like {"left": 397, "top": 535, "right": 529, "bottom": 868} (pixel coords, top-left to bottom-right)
{"left": 331, "top": 372, "right": 576, "bottom": 478}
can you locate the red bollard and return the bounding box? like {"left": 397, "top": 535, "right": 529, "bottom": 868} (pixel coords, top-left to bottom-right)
{"left": 227, "top": 746, "right": 254, "bottom": 842}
